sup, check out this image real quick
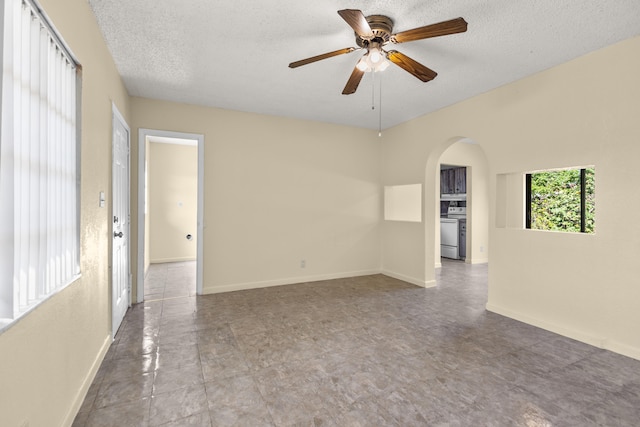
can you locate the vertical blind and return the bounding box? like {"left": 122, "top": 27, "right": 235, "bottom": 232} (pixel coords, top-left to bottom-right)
{"left": 0, "top": 0, "right": 80, "bottom": 321}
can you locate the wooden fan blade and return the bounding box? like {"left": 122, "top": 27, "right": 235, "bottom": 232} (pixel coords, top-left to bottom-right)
{"left": 338, "top": 9, "right": 374, "bottom": 38}
{"left": 391, "top": 17, "right": 468, "bottom": 44}
{"left": 342, "top": 66, "right": 365, "bottom": 95}
{"left": 289, "top": 47, "right": 356, "bottom": 68}
{"left": 387, "top": 50, "right": 437, "bottom": 82}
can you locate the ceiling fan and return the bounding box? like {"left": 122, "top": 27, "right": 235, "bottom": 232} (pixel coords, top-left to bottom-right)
{"left": 289, "top": 9, "right": 467, "bottom": 95}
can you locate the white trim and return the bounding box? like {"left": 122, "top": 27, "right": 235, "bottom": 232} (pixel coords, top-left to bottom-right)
{"left": 137, "top": 128, "right": 204, "bottom": 302}
{"left": 147, "top": 135, "right": 197, "bottom": 146}
{"left": 0, "top": 275, "right": 81, "bottom": 336}
{"left": 136, "top": 130, "right": 144, "bottom": 304}
{"left": 111, "top": 102, "right": 128, "bottom": 136}
{"left": 150, "top": 257, "right": 197, "bottom": 264}
{"left": 486, "top": 303, "right": 640, "bottom": 361}
{"left": 202, "top": 270, "right": 382, "bottom": 295}
{"left": 382, "top": 270, "right": 435, "bottom": 288}
{"left": 486, "top": 303, "right": 603, "bottom": 346}
{"left": 63, "top": 333, "right": 111, "bottom": 427}
{"left": 606, "top": 341, "right": 640, "bottom": 362}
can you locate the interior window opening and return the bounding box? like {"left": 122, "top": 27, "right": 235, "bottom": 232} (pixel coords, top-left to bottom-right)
{"left": 525, "top": 167, "right": 595, "bottom": 234}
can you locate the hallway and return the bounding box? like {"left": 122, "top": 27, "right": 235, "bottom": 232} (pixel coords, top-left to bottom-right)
{"left": 143, "top": 261, "right": 197, "bottom": 301}
{"left": 73, "top": 261, "right": 640, "bottom": 426}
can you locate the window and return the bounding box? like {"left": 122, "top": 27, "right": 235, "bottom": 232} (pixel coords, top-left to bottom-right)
{"left": 0, "top": 0, "right": 81, "bottom": 326}
{"left": 526, "top": 167, "right": 595, "bottom": 233}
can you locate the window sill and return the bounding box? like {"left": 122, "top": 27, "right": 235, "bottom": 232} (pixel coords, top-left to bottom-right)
{"left": 0, "top": 273, "right": 82, "bottom": 337}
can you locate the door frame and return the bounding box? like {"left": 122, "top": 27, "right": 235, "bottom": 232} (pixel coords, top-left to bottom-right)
{"left": 137, "top": 128, "right": 204, "bottom": 302}
{"left": 112, "top": 103, "right": 131, "bottom": 339}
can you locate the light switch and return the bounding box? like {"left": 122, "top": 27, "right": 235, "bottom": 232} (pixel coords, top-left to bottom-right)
{"left": 99, "top": 191, "right": 105, "bottom": 208}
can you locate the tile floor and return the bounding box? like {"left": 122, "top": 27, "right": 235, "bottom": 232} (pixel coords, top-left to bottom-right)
{"left": 73, "top": 260, "right": 640, "bottom": 426}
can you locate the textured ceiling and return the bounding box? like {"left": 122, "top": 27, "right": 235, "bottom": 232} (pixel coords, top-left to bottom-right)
{"left": 87, "top": 0, "right": 640, "bottom": 130}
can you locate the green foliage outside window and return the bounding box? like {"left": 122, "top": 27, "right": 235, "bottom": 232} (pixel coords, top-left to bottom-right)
{"left": 529, "top": 168, "right": 595, "bottom": 233}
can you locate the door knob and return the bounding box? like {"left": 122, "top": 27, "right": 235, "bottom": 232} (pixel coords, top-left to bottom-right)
{"left": 114, "top": 231, "right": 123, "bottom": 238}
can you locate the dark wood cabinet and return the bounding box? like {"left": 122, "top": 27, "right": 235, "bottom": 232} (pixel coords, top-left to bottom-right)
{"left": 440, "top": 169, "right": 454, "bottom": 194}
{"left": 441, "top": 167, "right": 466, "bottom": 194}
{"left": 454, "top": 167, "right": 466, "bottom": 194}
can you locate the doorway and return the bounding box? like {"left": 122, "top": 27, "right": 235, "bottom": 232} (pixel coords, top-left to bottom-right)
{"left": 137, "top": 129, "right": 204, "bottom": 302}
{"left": 439, "top": 164, "right": 468, "bottom": 264}
{"left": 432, "top": 138, "right": 489, "bottom": 270}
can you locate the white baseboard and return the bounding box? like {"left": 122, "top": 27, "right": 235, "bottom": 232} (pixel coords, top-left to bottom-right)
{"left": 469, "top": 257, "right": 488, "bottom": 265}
{"left": 381, "top": 270, "right": 436, "bottom": 288}
{"left": 203, "top": 269, "right": 381, "bottom": 295}
{"left": 150, "top": 257, "right": 196, "bottom": 264}
{"left": 605, "top": 340, "right": 640, "bottom": 361}
{"left": 63, "top": 334, "right": 112, "bottom": 426}
{"left": 435, "top": 262, "right": 442, "bottom": 269}
{"left": 203, "top": 268, "right": 437, "bottom": 295}
{"left": 486, "top": 303, "right": 640, "bottom": 361}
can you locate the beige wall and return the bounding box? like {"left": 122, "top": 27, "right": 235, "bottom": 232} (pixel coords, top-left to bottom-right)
{"left": 148, "top": 142, "right": 198, "bottom": 263}
{"left": 381, "top": 36, "right": 640, "bottom": 359}
{"left": 130, "top": 98, "right": 382, "bottom": 296}
{"left": 0, "top": 0, "right": 130, "bottom": 426}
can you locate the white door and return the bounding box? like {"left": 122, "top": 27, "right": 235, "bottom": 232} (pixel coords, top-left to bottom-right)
{"left": 112, "top": 106, "right": 130, "bottom": 339}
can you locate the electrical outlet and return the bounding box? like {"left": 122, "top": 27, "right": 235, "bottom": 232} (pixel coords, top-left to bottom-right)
{"left": 480, "top": 246, "right": 484, "bottom": 252}
{"left": 300, "top": 260, "right": 306, "bottom": 268}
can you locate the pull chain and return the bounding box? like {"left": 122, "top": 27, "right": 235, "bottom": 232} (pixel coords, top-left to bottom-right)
{"left": 371, "top": 70, "right": 375, "bottom": 110}
{"left": 378, "top": 73, "right": 383, "bottom": 137}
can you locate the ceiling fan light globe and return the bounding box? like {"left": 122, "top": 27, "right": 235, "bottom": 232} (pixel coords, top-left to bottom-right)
{"left": 376, "top": 60, "right": 390, "bottom": 72}
{"left": 369, "top": 49, "right": 382, "bottom": 63}
{"left": 356, "top": 58, "right": 370, "bottom": 72}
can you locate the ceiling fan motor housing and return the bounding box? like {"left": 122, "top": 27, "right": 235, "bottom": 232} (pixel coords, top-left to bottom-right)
{"left": 355, "top": 15, "right": 394, "bottom": 48}
{"left": 288, "top": 9, "right": 467, "bottom": 94}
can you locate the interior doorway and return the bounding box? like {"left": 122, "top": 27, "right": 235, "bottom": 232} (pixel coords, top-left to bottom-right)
{"left": 439, "top": 164, "right": 468, "bottom": 264}
{"left": 431, "top": 138, "right": 490, "bottom": 271}
{"left": 137, "top": 129, "right": 204, "bottom": 302}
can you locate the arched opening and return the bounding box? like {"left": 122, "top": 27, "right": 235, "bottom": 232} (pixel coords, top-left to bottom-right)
{"left": 424, "top": 137, "right": 490, "bottom": 282}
